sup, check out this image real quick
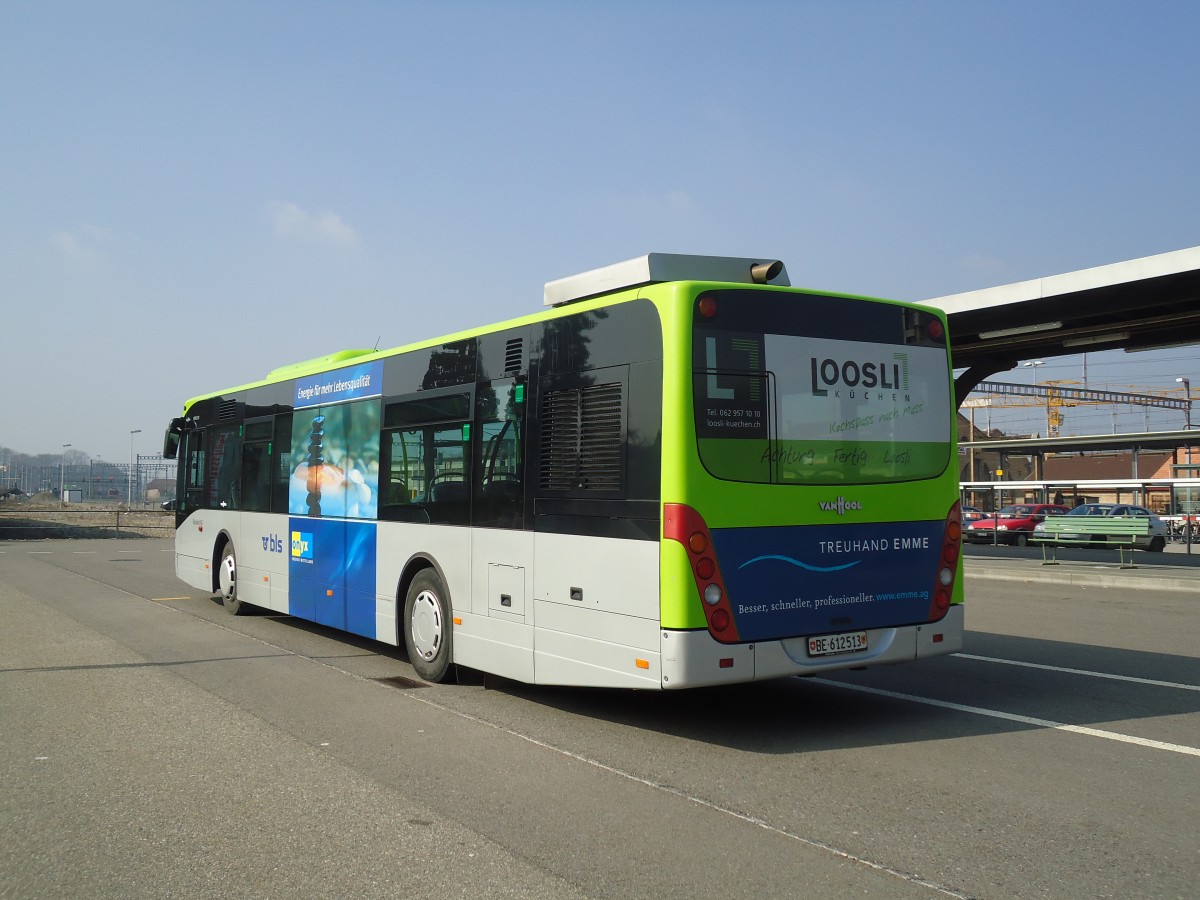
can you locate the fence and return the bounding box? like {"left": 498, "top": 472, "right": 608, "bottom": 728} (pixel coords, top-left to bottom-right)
{"left": 0, "top": 506, "right": 174, "bottom": 539}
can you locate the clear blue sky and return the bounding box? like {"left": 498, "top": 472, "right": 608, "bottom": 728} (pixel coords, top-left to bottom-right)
{"left": 3, "top": 1, "right": 1197, "bottom": 462}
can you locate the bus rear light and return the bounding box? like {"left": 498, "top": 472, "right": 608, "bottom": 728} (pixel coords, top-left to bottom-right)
{"left": 932, "top": 633, "right": 944, "bottom": 643}
{"left": 928, "top": 501, "right": 961, "bottom": 622}
{"left": 697, "top": 294, "right": 718, "bottom": 319}
{"left": 719, "top": 657, "right": 734, "bottom": 668}
{"left": 928, "top": 319, "right": 945, "bottom": 342}
{"left": 663, "top": 503, "right": 740, "bottom": 642}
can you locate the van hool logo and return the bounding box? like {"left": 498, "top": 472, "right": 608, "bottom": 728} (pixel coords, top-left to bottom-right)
{"left": 810, "top": 353, "right": 909, "bottom": 396}
{"left": 819, "top": 496, "right": 863, "bottom": 515}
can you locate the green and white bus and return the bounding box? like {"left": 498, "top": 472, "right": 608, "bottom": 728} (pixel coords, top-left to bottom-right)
{"left": 163, "top": 253, "right": 963, "bottom": 689}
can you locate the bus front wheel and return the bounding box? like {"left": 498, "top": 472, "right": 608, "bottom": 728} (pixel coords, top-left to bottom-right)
{"left": 404, "top": 569, "right": 454, "bottom": 683}
{"left": 218, "top": 542, "right": 248, "bottom": 615}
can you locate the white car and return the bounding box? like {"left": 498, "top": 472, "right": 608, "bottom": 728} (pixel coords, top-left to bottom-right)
{"left": 1033, "top": 503, "right": 1169, "bottom": 552}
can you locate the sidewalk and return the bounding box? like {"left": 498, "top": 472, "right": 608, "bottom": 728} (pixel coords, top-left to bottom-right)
{"left": 964, "top": 542, "right": 1200, "bottom": 593}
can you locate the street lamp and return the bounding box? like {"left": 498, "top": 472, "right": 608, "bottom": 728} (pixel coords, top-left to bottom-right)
{"left": 1022, "top": 359, "right": 1045, "bottom": 383}
{"left": 60, "top": 444, "right": 72, "bottom": 501}
{"left": 128, "top": 429, "right": 142, "bottom": 508}
{"left": 1178, "top": 377, "right": 1192, "bottom": 430}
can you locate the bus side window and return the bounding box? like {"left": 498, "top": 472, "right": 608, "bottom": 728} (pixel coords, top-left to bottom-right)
{"left": 271, "top": 414, "right": 293, "bottom": 513}
{"left": 474, "top": 379, "right": 524, "bottom": 529}
{"left": 380, "top": 392, "right": 472, "bottom": 526}
{"left": 240, "top": 419, "right": 273, "bottom": 513}
{"left": 380, "top": 429, "right": 427, "bottom": 523}
{"left": 209, "top": 426, "right": 242, "bottom": 510}
{"left": 240, "top": 441, "right": 271, "bottom": 512}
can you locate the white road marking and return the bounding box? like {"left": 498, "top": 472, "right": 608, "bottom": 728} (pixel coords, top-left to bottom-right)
{"left": 812, "top": 678, "right": 1200, "bottom": 758}
{"left": 956, "top": 652, "right": 1200, "bottom": 692}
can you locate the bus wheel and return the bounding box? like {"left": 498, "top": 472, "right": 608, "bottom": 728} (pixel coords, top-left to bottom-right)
{"left": 218, "top": 542, "right": 247, "bottom": 615}
{"left": 404, "top": 569, "right": 453, "bottom": 683}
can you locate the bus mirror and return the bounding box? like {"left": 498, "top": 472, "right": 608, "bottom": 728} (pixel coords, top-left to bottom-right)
{"left": 163, "top": 418, "right": 183, "bottom": 460}
{"left": 750, "top": 260, "right": 784, "bottom": 284}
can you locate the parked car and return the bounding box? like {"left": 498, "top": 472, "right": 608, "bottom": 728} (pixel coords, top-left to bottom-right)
{"left": 964, "top": 503, "right": 1069, "bottom": 546}
{"left": 961, "top": 505, "right": 987, "bottom": 523}
{"left": 1032, "top": 503, "right": 1168, "bottom": 552}
{"left": 161, "top": 498, "right": 177, "bottom": 511}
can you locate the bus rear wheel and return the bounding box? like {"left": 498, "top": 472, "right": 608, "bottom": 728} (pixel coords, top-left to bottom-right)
{"left": 404, "top": 569, "right": 454, "bottom": 683}
{"left": 218, "top": 542, "right": 248, "bottom": 615}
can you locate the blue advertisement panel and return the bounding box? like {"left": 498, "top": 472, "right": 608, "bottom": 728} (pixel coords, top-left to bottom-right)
{"left": 288, "top": 517, "right": 378, "bottom": 639}
{"left": 711, "top": 519, "right": 943, "bottom": 641}
{"left": 294, "top": 361, "right": 384, "bottom": 409}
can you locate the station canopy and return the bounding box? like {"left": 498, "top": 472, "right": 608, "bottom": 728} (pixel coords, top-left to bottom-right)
{"left": 923, "top": 245, "right": 1200, "bottom": 403}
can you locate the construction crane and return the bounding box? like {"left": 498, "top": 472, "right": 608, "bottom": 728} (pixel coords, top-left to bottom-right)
{"left": 962, "top": 381, "right": 1188, "bottom": 438}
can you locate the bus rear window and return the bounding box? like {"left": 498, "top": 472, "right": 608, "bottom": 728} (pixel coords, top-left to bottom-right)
{"left": 693, "top": 290, "right": 952, "bottom": 485}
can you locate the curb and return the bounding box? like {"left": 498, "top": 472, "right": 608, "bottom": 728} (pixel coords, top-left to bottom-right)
{"left": 964, "top": 562, "right": 1200, "bottom": 594}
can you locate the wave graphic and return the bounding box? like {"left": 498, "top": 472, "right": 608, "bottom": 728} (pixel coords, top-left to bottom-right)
{"left": 738, "top": 554, "right": 860, "bottom": 573}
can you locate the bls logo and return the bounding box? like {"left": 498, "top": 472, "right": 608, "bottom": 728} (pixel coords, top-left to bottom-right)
{"left": 261, "top": 534, "right": 285, "bottom": 553}
{"left": 291, "top": 531, "right": 314, "bottom": 560}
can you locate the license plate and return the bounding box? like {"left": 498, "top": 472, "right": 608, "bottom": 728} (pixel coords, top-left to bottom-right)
{"left": 807, "top": 631, "right": 868, "bottom": 657}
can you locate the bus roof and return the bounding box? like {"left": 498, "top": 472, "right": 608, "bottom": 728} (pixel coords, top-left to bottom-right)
{"left": 543, "top": 253, "right": 790, "bottom": 307}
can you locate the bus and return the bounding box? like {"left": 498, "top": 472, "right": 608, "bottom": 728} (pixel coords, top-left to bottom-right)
{"left": 163, "top": 253, "right": 963, "bottom": 689}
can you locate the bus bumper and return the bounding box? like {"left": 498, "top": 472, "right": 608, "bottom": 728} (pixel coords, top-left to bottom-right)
{"left": 660, "top": 605, "right": 964, "bottom": 689}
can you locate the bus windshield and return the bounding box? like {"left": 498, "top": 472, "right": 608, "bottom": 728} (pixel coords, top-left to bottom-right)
{"left": 692, "top": 289, "right": 952, "bottom": 485}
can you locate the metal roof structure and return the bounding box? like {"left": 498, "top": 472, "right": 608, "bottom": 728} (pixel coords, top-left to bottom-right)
{"left": 923, "top": 245, "right": 1200, "bottom": 404}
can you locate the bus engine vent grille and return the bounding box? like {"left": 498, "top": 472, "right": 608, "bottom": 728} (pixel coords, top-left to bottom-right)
{"left": 578, "top": 383, "right": 622, "bottom": 490}
{"left": 504, "top": 338, "right": 524, "bottom": 375}
{"left": 217, "top": 400, "right": 240, "bottom": 422}
{"left": 539, "top": 382, "right": 623, "bottom": 491}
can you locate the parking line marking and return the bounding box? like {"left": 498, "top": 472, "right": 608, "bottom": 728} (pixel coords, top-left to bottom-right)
{"left": 812, "top": 678, "right": 1200, "bottom": 758}
{"left": 956, "top": 653, "right": 1200, "bottom": 692}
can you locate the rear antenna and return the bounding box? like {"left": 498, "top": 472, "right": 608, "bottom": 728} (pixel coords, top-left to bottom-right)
{"left": 373, "top": 335, "right": 381, "bottom": 351}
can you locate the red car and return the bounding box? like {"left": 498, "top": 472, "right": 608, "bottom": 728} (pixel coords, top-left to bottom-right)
{"left": 964, "top": 503, "right": 1068, "bottom": 546}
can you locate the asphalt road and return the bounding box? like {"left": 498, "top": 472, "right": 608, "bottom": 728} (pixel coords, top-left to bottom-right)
{"left": 1, "top": 539, "right": 1197, "bottom": 899}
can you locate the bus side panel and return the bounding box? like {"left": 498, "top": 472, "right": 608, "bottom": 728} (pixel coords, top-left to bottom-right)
{"left": 531, "top": 532, "right": 661, "bottom": 687}
{"left": 374, "top": 521, "right": 472, "bottom": 647}
{"left": 532, "top": 532, "right": 658, "bottom": 619}
{"left": 233, "top": 513, "right": 288, "bottom": 612}
{"left": 531, "top": 607, "right": 662, "bottom": 688}
{"left": 174, "top": 511, "right": 214, "bottom": 593}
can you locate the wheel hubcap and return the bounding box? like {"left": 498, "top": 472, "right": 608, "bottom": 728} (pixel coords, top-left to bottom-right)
{"left": 411, "top": 590, "right": 442, "bottom": 661}
{"left": 219, "top": 554, "right": 236, "bottom": 600}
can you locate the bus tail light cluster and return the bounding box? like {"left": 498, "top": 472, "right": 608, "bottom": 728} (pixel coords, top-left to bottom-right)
{"left": 928, "top": 501, "right": 962, "bottom": 621}
{"left": 663, "top": 503, "right": 740, "bottom": 643}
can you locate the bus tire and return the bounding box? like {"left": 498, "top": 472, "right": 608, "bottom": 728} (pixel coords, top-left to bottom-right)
{"left": 404, "top": 569, "right": 454, "bottom": 683}
{"left": 218, "top": 541, "right": 248, "bottom": 615}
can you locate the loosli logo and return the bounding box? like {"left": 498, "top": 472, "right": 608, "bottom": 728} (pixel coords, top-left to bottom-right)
{"left": 810, "top": 353, "right": 909, "bottom": 396}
